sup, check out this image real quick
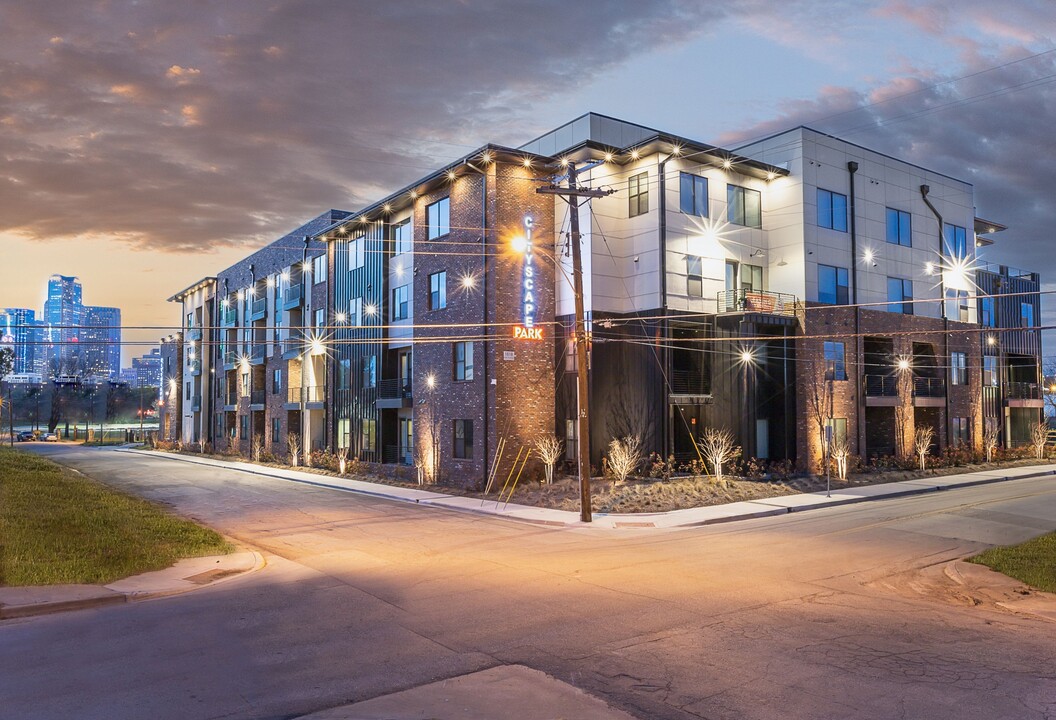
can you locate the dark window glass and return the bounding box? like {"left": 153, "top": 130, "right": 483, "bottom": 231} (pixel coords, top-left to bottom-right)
{"left": 727, "top": 184, "right": 761, "bottom": 227}
{"left": 1022, "top": 302, "right": 1035, "bottom": 328}
{"left": 742, "top": 264, "right": 763, "bottom": 292}
{"left": 679, "top": 172, "right": 708, "bottom": 216}
{"left": 362, "top": 356, "right": 376, "bottom": 389}
{"left": 272, "top": 369, "right": 282, "bottom": 393}
{"left": 628, "top": 172, "right": 649, "bottom": 217}
{"left": 686, "top": 255, "right": 703, "bottom": 298}
{"left": 818, "top": 264, "right": 849, "bottom": 305}
{"left": 453, "top": 419, "right": 473, "bottom": 459}
{"left": 429, "top": 271, "right": 447, "bottom": 310}
{"left": 943, "top": 223, "right": 967, "bottom": 258}
{"left": 392, "top": 285, "right": 409, "bottom": 320}
{"left": 951, "top": 351, "right": 967, "bottom": 385}
{"left": 393, "top": 219, "right": 412, "bottom": 255}
{"left": 886, "top": 208, "right": 912, "bottom": 247}
{"left": 980, "top": 296, "right": 995, "bottom": 327}
{"left": 887, "top": 277, "right": 913, "bottom": 314}
{"left": 271, "top": 418, "right": 281, "bottom": 443}
{"left": 427, "top": 197, "right": 450, "bottom": 239}
{"left": 823, "top": 341, "right": 847, "bottom": 380}
{"left": 453, "top": 341, "right": 474, "bottom": 381}
{"left": 817, "top": 189, "right": 847, "bottom": 231}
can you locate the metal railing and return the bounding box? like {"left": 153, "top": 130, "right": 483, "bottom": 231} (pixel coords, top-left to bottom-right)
{"left": 251, "top": 296, "right": 267, "bottom": 316}
{"left": 225, "top": 391, "right": 238, "bottom": 406}
{"left": 287, "top": 385, "right": 325, "bottom": 404}
{"left": 669, "top": 369, "right": 710, "bottom": 395}
{"left": 383, "top": 444, "right": 414, "bottom": 464}
{"left": 186, "top": 327, "right": 202, "bottom": 341}
{"left": 250, "top": 390, "right": 266, "bottom": 405}
{"left": 377, "top": 378, "right": 413, "bottom": 400}
{"left": 863, "top": 374, "right": 898, "bottom": 397}
{"left": 1004, "top": 381, "right": 1042, "bottom": 400}
{"left": 278, "top": 335, "right": 305, "bottom": 356}
{"left": 221, "top": 306, "right": 238, "bottom": 325}
{"left": 249, "top": 344, "right": 266, "bottom": 362}
{"left": 283, "top": 283, "right": 303, "bottom": 307}
{"left": 717, "top": 289, "right": 798, "bottom": 315}
{"left": 913, "top": 376, "right": 945, "bottom": 398}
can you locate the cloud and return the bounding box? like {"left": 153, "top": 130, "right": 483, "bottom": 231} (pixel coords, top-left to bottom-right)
{"left": 0, "top": 0, "right": 717, "bottom": 253}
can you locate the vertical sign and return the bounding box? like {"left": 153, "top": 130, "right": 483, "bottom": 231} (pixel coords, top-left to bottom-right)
{"left": 514, "top": 215, "right": 543, "bottom": 340}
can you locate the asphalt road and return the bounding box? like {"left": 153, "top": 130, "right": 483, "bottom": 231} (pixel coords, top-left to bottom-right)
{"left": 3, "top": 445, "right": 1055, "bottom": 720}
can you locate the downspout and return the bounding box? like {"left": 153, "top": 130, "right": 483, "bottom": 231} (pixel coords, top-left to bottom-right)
{"left": 658, "top": 153, "right": 670, "bottom": 457}
{"left": 920, "top": 185, "right": 952, "bottom": 449}
{"left": 847, "top": 161, "right": 863, "bottom": 458}
{"left": 480, "top": 163, "right": 490, "bottom": 489}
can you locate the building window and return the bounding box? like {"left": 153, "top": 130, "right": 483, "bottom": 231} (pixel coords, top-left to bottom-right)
{"left": 686, "top": 256, "right": 703, "bottom": 298}
{"left": 886, "top": 208, "right": 912, "bottom": 247}
{"left": 350, "top": 297, "right": 362, "bottom": 327}
{"left": 453, "top": 419, "right": 473, "bottom": 459}
{"left": 887, "top": 277, "right": 913, "bottom": 314}
{"left": 565, "top": 418, "right": 578, "bottom": 461}
{"left": 429, "top": 271, "right": 447, "bottom": 310}
{"left": 679, "top": 172, "right": 708, "bottom": 216}
{"left": 314, "top": 308, "right": 325, "bottom": 330}
{"left": 950, "top": 290, "right": 970, "bottom": 322}
{"left": 271, "top": 418, "right": 281, "bottom": 443}
{"left": 338, "top": 418, "right": 350, "bottom": 450}
{"left": 427, "top": 197, "right": 450, "bottom": 239}
{"left": 943, "top": 223, "right": 968, "bottom": 258}
{"left": 817, "top": 188, "right": 847, "bottom": 231}
{"left": 565, "top": 337, "right": 577, "bottom": 372}
{"left": 824, "top": 417, "right": 848, "bottom": 447}
{"left": 453, "top": 341, "right": 474, "bottom": 381}
{"left": 951, "top": 417, "right": 969, "bottom": 447}
{"left": 823, "top": 341, "right": 847, "bottom": 381}
{"left": 362, "top": 355, "right": 376, "bottom": 389}
{"left": 1022, "top": 302, "right": 1035, "bottom": 328}
{"left": 338, "top": 358, "right": 351, "bottom": 390}
{"left": 349, "top": 235, "right": 365, "bottom": 270}
{"left": 241, "top": 371, "right": 250, "bottom": 397}
{"left": 240, "top": 415, "right": 249, "bottom": 439}
{"left": 983, "top": 355, "right": 998, "bottom": 387}
{"left": 312, "top": 254, "right": 326, "bottom": 283}
{"left": 361, "top": 419, "right": 376, "bottom": 453}
{"left": 742, "top": 264, "right": 763, "bottom": 292}
{"left": 393, "top": 219, "right": 412, "bottom": 255}
{"left": 980, "top": 296, "right": 995, "bottom": 327}
{"left": 727, "top": 184, "right": 761, "bottom": 228}
{"left": 272, "top": 368, "right": 282, "bottom": 394}
{"left": 818, "top": 265, "right": 849, "bottom": 305}
{"left": 951, "top": 351, "right": 967, "bottom": 385}
{"left": 392, "top": 285, "right": 409, "bottom": 320}
{"left": 628, "top": 172, "right": 649, "bottom": 217}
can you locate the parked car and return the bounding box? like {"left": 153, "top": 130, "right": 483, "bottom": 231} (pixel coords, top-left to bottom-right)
{"left": 17, "top": 431, "right": 36, "bottom": 442}
{"left": 41, "top": 432, "right": 59, "bottom": 442}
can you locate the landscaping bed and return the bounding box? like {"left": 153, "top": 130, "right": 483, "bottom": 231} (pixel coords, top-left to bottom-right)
{"left": 969, "top": 531, "right": 1056, "bottom": 593}
{"left": 0, "top": 447, "right": 231, "bottom": 586}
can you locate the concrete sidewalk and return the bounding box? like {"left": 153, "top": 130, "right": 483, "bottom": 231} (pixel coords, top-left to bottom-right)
{"left": 0, "top": 550, "right": 263, "bottom": 620}
{"left": 118, "top": 448, "right": 1056, "bottom": 529}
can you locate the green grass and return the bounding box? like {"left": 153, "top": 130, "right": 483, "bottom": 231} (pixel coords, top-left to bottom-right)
{"left": 0, "top": 447, "right": 231, "bottom": 586}
{"left": 969, "top": 532, "right": 1056, "bottom": 593}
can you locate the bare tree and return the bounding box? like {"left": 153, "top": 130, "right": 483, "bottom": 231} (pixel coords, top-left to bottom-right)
{"left": 913, "top": 425, "right": 935, "bottom": 471}
{"left": 534, "top": 434, "right": 563, "bottom": 484}
{"left": 606, "top": 435, "right": 642, "bottom": 484}
{"left": 831, "top": 436, "right": 850, "bottom": 481}
{"left": 337, "top": 446, "right": 349, "bottom": 474}
{"left": 802, "top": 355, "right": 828, "bottom": 472}
{"left": 984, "top": 422, "right": 1000, "bottom": 463}
{"left": 287, "top": 432, "right": 301, "bottom": 467}
{"left": 252, "top": 436, "right": 263, "bottom": 462}
{"left": 1031, "top": 421, "right": 1049, "bottom": 460}
{"left": 701, "top": 427, "right": 738, "bottom": 487}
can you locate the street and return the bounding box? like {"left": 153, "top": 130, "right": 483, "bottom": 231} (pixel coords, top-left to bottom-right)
{"left": 2, "top": 445, "right": 1055, "bottom": 720}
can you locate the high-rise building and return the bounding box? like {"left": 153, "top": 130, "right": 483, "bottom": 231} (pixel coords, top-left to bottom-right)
{"left": 132, "top": 347, "right": 164, "bottom": 391}
{"left": 0, "top": 308, "right": 39, "bottom": 374}
{"left": 44, "top": 274, "right": 83, "bottom": 375}
{"left": 82, "top": 306, "right": 122, "bottom": 379}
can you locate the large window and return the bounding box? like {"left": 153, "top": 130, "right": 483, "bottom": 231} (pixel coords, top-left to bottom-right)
{"left": 272, "top": 369, "right": 282, "bottom": 394}
{"left": 983, "top": 355, "right": 998, "bottom": 387}
{"left": 312, "top": 254, "right": 326, "bottom": 283}
{"left": 350, "top": 297, "right": 362, "bottom": 326}
{"left": 980, "top": 296, "right": 995, "bottom": 327}
{"left": 361, "top": 419, "right": 376, "bottom": 452}
{"left": 453, "top": 341, "right": 474, "bottom": 381}
{"left": 1022, "top": 302, "right": 1035, "bottom": 328}
{"left": 887, "top": 277, "right": 913, "bottom": 314}
{"left": 272, "top": 418, "right": 281, "bottom": 443}
{"left": 337, "top": 358, "right": 351, "bottom": 390}
{"left": 943, "top": 223, "right": 968, "bottom": 258}
{"left": 427, "top": 197, "right": 450, "bottom": 239}
{"left": 886, "top": 208, "right": 912, "bottom": 247}
{"left": 951, "top": 417, "right": 969, "bottom": 447}
{"left": 240, "top": 415, "right": 249, "bottom": 439}
{"left": 362, "top": 355, "right": 376, "bottom": 389}
{"left": 349, "top": 235, "right": 365, "bottom": 270}
{"left": 429, "top": 271, "right": 447, "bottom": 310}
{"left": 315, "top": 308, "right": 325, "bottom": 329}
{"left": 817, "top": 188, "right": 847, "bottom": 231}
{"left": 393, "top": 219, "right": 412, "bottom": 255}
{"left": 628, "top": 172, "right": 649, "bottom": 217}
{"left": 453, "top": 419, "right": 473, "bottom": 459}
{"left": 392, "top": 285, "right": 409, "bottom": 320}
{"left": 727, "top": 184, "right": 761, "bottom": 228}
{"left": 823, "top": 341, "right": 847, "bottom": 381}
{"left": 742, "top": 264, "right": 763, "bottom": 292}
{"left": 818, "top": 265, "right": 849, "bottom": 305}
{"left": 824, "top": 417, "right": 848, "bottom": 447}
{"left": 679, "top": 172, "right": 708, "bottom": 216}
{"left": 951, "top": 351, "right": 967, "bottom": 385}
{"left": 686, "top": 256, "right": 703, "bottom": 298}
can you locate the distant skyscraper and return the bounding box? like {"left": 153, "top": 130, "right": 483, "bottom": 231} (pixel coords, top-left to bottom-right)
{"left": 82, "top": 306, "right": 121, "bottom": 379}
{"left": 0, "top": 308, "right": 38, "bottom": 374}
{"left": 44, "top": 274, "right": 83, "bottom": 375}
{"left": 132, "top": 347, "right": 164, "bottom": 390}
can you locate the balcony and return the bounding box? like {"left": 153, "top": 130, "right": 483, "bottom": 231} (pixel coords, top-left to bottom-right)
{"left": 668, "top": 369, "right": 711, "bottom": 403}
{"left": 1004, "top": 381, "right": 1044, "bottom": 407}
{"left": 186, "top": 327, "right": 202, "bottom": 342}
{"left": 717, "top": 289, "right": 798, "bottom": 316}
{"left": 280, "top": 335, "right": 305, "bottom": 360}
{"left": 250, "top": 295, "right": 267, "bottom": 320}
{"left": 249, "top": 344, "right": 266, "bottom": 364}
{"left": 912, "top": 376, "right": 946, "bottom": 406}
{"left": 377, "top": 378, "right": 413, "bottom": 409}
{"left": 221, "top": 305, "right": 238, "bottom": 326}
{"left": 188, "top": 358, "right": 201, "bottom": 376}
{"left": 864, "top": 374, "right": 898, "bottom": 397}
{"left": 282, "top": 283, "right": 303, "bottom": 310}
{"left": 250, "top": 389, "right": 266, "bottom": 407}
{"left": 286, "top": 385, "right": 325, "bottom": 407}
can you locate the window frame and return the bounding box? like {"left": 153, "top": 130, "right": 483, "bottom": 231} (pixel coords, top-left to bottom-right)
{"left": 427, "top": 197, "right": 450, "bottom": 239}
{"left": 951, "top": 351, "right": 967, "bottom": 386}
{"left": 453, "top": 419, "right": 473, "bottom": 459}
{"left": 727, "top": 184, "right": 762, "bottom": 228}
{"left": 1022, "top": 302, "right": 1035, "bottom": 328}
{"left": 818, "top": 264, "right": 849, "bottom": 305}
{"left": 823, "top": 341, "right": 847, "bottom": 381}
{"left": 816, "top": 188, "right": 848, "bottom": 232}
{"left": 453, "top": 341, "right": 474, "bottom": 381}
{"left": 887, "top": 277, "right": 914, "bottom": 315}
{"left": 392, "top": 285, "right": 409, "bottom": 321}
{"left": 628, "top": 171, "right": 649, "bottom": 217}
{"left": 886, "top": 208, "right": 913, "bottom": 247}
{"left": 392, "top": 218, "right": 412, "bottom": 255}
{"left": 943, "top": 223, "right": 968, "bottom": 258}
{"left": 429, "top": 271, "right": 447, "bottom": 310}
{"left": 312, "top": 254, "right": 327, "bottom": 284}
{"left": 679, "top": 172, "right": 708, "bottom": 217}
{"left": 349, "top": 235, "right": 365, "bottom": 270}
{"left": 362, "top": 355, "right": 376, "bottom": 389}
{"left": 272, "top": 368, "right": 282, "bottom": 394}
{"left": 686, "top": 255, "right": 703, "bottom": 298}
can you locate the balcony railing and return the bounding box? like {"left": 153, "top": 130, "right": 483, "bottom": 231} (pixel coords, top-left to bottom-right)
{"left": 377, "top": 378, "right": 413, "bottom": 400}
{"left": 383, "top": 444, "right": 414, "bottom": 464}
{"left": 717, "top": 289, "right": 798, "bottom": 316}
{"left": 913, "top": 376, "right": 945, "bottom": 398}
{"left": 282, "top": 283, "right": 303, "bottom": 309}
{"left": 251, "top": 296, "right": 267, "bottom": 316}
{"left": 186, "top": 327, "right": 202, "bottom": 341}
{"left": 287, "top": 385, "right": 325, "bottom": 404}
{"left": 864, "top": 374, "right": 898, "bottom": 397}
{"left": 279, "top": 335, "right": 305, "bottom": 356}
{"left": 225, "top": 391, "right": 238, "bottom": 406}
{"left": 669, "top": 369, "right": 710, "bottom": 395}
{"left": 250, "top": 390, "right": 266, "bottom": 405}
{"left": 221, "top": 305, "right": 238, "bottom": 325}
{"left": 1005, "top": 381, "right": 1042, "bottom": 400}
{"left": 191, "top": 396, "right": 202, "bottom": 412}
{"left": 250, "top": 344, "right": 265, "bottom": 362}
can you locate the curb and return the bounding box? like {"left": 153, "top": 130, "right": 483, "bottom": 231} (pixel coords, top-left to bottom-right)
{"left": 0, "top": 550, "right": 265, "bottom": 620}
{"left": 113, "top": 448, "right": 1056, "bottom": 530}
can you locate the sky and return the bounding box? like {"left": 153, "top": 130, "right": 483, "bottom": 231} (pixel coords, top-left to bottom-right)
{"left": 3, "top": 0, "right": 1056, "bottom": 365}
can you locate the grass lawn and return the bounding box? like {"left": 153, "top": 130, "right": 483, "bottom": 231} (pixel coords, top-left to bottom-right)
{"left": 969, "top": 532, "right": 1056, "bottom": 593}
{"left": 0, "top": 447, "right": 231, "bottom": 586}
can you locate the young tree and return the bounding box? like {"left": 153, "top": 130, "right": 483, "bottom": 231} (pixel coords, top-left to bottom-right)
{"left": 1031, "top": 421, "right": 1049, "bottom": 460}
{"left": 984, "top": 423, "right": 1000, "bottom": 463}
{"left": 831, "top": 436, "right": 850, "bottom": 481}
{"left": 337, "top": 446, "right": 349, "bottom": 474}
{"left": 913, "top": 426, "right": 935, "bottom": 471}
{"left": 252, "top": 436, "right": 263, "bottom": 462}
{"left": 701, "top": 427, "right": 738, "bottom": 487}
{"left": 802, "top": 355, "right": 829, "bottom": 472}
{"left": 534, "top": 433, "right": 563, "bottom": 484}
{"left": 606, "top": 435, "right": 641, "bottom": 484}
{"left": 287, "top": 432, "right": 301, "bottom": 467}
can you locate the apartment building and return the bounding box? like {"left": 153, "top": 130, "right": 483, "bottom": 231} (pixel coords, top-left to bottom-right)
{"left": 167, "top": 113, "right": 1042, "bottom": 482}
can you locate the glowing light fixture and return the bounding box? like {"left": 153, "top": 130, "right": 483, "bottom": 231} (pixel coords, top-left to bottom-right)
{"left": 511, "top": 235, "right": 529, "bottom": 254}
{"left": 425, "top": 373, "right": 436, "bottom": 389}
{"left": 521, "top": 157, "right": 532, "bottom": 168}
{"left": 630, "top": 149, "right": 640, "bottom": 160}
{"left": 461, "top": 274, "right": 476, "bottom": 289}
{"left": 383, "top": 203, "right": 392, "bottom": 213}
{"left": 335, "top": 312, "right": 347, "bottom": 323}
{"left": 481, "top": 151, "right": 492, "bottom": 163}
{"left": 603, "top": 152, "right": 613, "bottom": 163}
{"left": 896, "top": 357, "right": 912, "bottom": 373}
{"left": 987, "top": 335, "right": 997, "bottom": 346}
{"left": 766, "top": 171, "right": 776, "bottom": 181}
{"left": 365, "top": 303, "right": 378, "bottom": 316}
{"left": 559, "top": 156, "right": 569, "bottom": 168}
{"left": 722, "top": 158, "right": 732, "bottom": 170}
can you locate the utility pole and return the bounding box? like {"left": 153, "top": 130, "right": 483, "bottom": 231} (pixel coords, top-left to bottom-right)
{"left": 538, "top": 160, "right": 614, "bottom": 523}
